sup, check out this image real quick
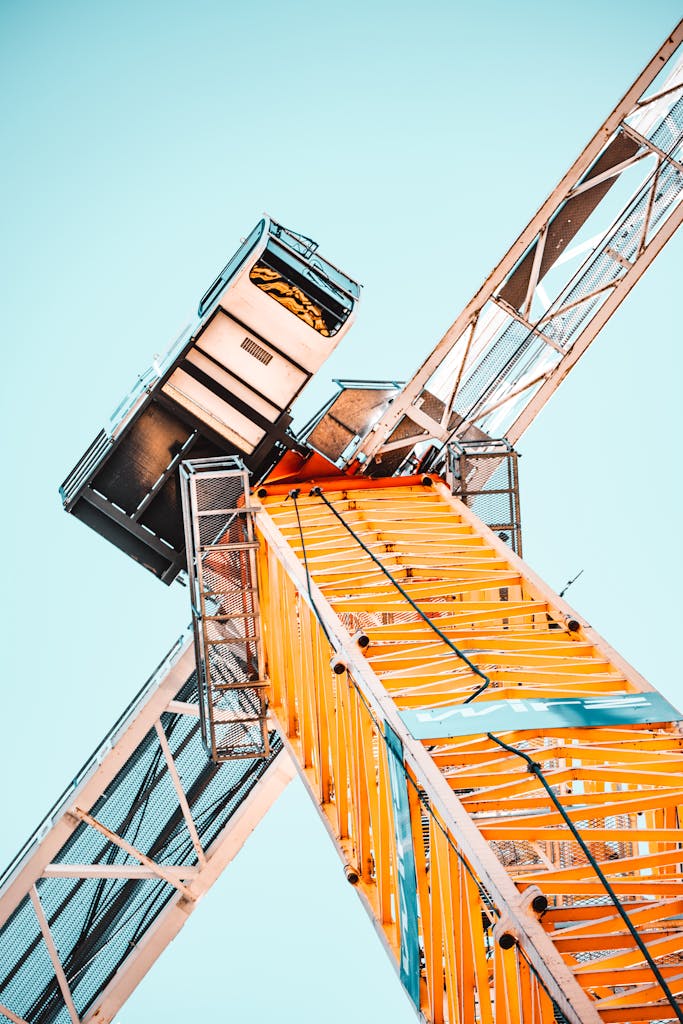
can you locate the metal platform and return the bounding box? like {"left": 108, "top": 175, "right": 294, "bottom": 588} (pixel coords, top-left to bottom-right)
{"left": 446, "top": 438, "right": 523, "bottom": 556}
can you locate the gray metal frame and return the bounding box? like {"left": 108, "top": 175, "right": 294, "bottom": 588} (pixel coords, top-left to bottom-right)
{"left": 447, "top": 438, "right": 523, "bottom": 556}
{"left": 180, "top": 457, "right": 270, "bottom": 762}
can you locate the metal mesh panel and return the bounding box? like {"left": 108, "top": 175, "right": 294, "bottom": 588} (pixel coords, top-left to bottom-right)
{"left": 490, "top": 839, "right": 544, "bottom": 868}
{"left": 447, "top": 439, "right": 523, "bottom": 554}
{"left": 450, "top": 107, "right": 683, "bottom": 437}
{"left": 453, "top": 318, "right": 533, "bottom": 421}
{"left": 38, "top": 876, "right": 173, "bottom": 1020}
{"left": 180, "top": 457, "right": 269, "bottom": 762}
{"left": 0, "top": 651, "right": 282, "bottom": 1022}
{"left": 195, "top": 474, "right": 245, "bottom": 515}
{"left": 0, "top": 896, "right": 70, "bottom": 1024}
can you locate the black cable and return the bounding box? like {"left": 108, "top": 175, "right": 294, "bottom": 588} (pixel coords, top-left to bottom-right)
{"left": 487, "top": 731, "right": 683, "bottom": 1023}
{"left": 310, "top": 486, "right": 492, "bottom": 702}
{"left": 330, "top": 635, "right": 499, "bottom": 920}
{"left": 288, "top": 489, "right": 335, "bottom": 648}
{"left": 287, "top": 488, "right": 498, "bottom": 914}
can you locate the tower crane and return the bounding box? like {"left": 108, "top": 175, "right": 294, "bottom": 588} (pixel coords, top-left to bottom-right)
{"left": 1, "top": 20, "right": 682, "bottom": 1024}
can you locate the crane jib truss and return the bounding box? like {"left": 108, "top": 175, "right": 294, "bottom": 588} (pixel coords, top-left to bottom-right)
{"left": 349, "top": 24, "right": 683, "bottom": 475}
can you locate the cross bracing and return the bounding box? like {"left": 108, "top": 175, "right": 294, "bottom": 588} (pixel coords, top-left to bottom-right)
{"left": 350, "top": 25, "right": 683, "bottom": 476}
{"left": 255, "top": 479, "right": 683, "bottom": 1024}
{"left": 0, "top": 637, "right": 293, "bottom": 1024}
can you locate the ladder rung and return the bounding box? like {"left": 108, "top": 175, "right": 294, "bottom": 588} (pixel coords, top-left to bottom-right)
{"left": 210, "top": 677, "right": 268, "bottom": 687}
{"left": 203, "top": 612, "right": 258, "bottom": 622}
{"left": 205, "top": 635, "right": 260, "bottom": 646}
{"left": 197, "top": 507, "right": 254, "bottom": 516}
{"left": 199, "top": 542, "right": 259, "bottom": 552}
{"left": 201, "top": 587, "right": 258, "bottom": 597}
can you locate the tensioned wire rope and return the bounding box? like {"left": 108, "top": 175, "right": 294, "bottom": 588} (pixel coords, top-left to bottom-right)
{"left": 285, "top": 489, "right": 498, "bottom": 918}
{"left": 487, "top": 732, "right": 683, "bottom": 1023}
{"left": 307, "top": 484, "right": 492, "bottom": 702}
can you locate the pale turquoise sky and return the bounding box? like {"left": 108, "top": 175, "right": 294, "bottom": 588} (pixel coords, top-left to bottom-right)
{"left": 1, "top": 2, "right": 682, "bottom": 1021}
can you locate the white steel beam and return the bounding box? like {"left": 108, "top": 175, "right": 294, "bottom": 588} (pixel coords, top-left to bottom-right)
{"left": 506, "top": 195, "right": 683, "bottom": 444}
{"left": 0, "top": 632, "right": 296, "bottom": 1024}
{"left": 154, "top": 719, "right": 207, "bottom": 868}
{"left": 43, "top": 864, "right": 199, "bottom": 880}
{"left": 29, "top": 885, "right": 81, "bottom": 1024}
{"left": 0, "top": 638, "right": 194, "bottom": 931}
{"left": 350, "top": 24, "right": 683, "bottom": 470}
{"left": 0, "top": 1002, "right": 31, "bottom": 1024}
{"left": 67, "top": 808, "right": 198, "bottom": 902}
{"left": 82, "top": 754, "right": 295, "bottom": 1024}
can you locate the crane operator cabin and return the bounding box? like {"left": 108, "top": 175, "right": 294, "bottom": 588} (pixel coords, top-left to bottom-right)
{"left": 60, "top": 218, "right": 361, "bottom": 583}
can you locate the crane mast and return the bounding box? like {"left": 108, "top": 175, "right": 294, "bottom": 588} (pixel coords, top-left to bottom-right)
{"left": 1, "top": 21, "right": 683, "bottom": 1024}
{"left": 251, "top": 475, "right": 683, "bottom": 1024}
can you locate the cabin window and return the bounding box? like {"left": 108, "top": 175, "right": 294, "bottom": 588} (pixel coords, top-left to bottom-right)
{"left": 249, "top": 239, "right": 352, "bottom": 337}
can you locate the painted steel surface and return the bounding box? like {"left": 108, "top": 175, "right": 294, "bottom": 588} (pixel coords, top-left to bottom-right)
{"left": 402, "top": 692, "right": 682, "bottom": 740}
{"left": 256, "top": 480, "right": 683, "bottom": 1024}
{"left": 0, "top": 638, "right": 292, "bottom": 1024}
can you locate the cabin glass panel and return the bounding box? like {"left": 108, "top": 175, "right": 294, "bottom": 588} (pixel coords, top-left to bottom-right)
{"left": 249, "top": 239, "right": 353, "bottom": 337}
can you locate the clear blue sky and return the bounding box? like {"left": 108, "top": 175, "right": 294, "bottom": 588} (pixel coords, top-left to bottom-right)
{"left": 1, "top": 2, "right": 681, "bottom": 1021}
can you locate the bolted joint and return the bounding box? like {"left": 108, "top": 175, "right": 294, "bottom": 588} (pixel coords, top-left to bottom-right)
{"left": 521, "top": 884, "right": 548, "bottom": 918}
{"left": 565, "top": 616, "right": 581, "bottom": 632}
{"left": 288, "top": 488, "right": 301, "bottom": 500}
{"left": 532, "top": 893, "right": 549, "bottom": 915}
{"left": 421, "top": 475, "right": 433, "bottom": 487}
{"left": 309, "top": 486, "right": 322, "bottom": 497}
{"left": 492, "top": 917, "right": 518, "bottom": 950}
{"left": 330, "top": 655, "right": 347, "bottom": 676}
{"left": 353, "top": 629, "right": 370, "bottom": 650}
{"left": 344, "top": 863, "right": 360, "bottom": 885}
{"left": 256, "top": 487, "right": 268, "bottom": 499}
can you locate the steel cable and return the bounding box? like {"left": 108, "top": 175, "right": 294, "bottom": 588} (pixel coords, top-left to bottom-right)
{"left": 309, "top": 486, "right": 491, "bottom": 702}
{"left": 488, "top": 731, "right": 683, "bottom": 1023}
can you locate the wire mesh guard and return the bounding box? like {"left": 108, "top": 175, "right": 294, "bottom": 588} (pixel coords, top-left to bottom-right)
{"left": 446, "top": 438, "right": 523, "bottom": 555}
{"left": 0, "top": 664, "right": 281, "bottom": 1024}
{"left": 180, "top": 457, "right": 269, "bottom": 762}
